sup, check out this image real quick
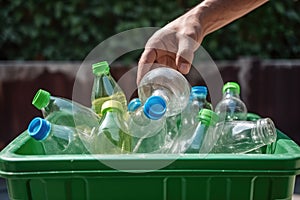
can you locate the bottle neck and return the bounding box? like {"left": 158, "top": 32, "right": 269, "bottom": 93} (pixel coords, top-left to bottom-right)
{"left": 223, "top": 89, "right": 240, "bottom": 99}
{"left": 191, "top": 93, "right": 207, "bottom": 100}
{"left": 103, "top": 108, "right": 122, "bottom": 116}
{"left": 50, "top": 123, "right": 76, "bottom": 141}
{"left": 129, "top": 106, "right": 152, "bottom": 126}
{"left": 102, "top": 109, "right": 129, "bottom": 136}
{"left": 94, "top": 71, "right": 110, "bottom": 77}
{"left": 255, "top": 118, "right": 277, "bottom": 145}
{"left": 94, "top": 73, "right": 113, "bottom": 91}
{"left": 199, "top": 121, "right": 209, "bottom": 129}
{"left": 42, "top": 98, "right": 55, "bottom": 116}
{"left": 198, "top": 115, "right": 214, "bottom": 128}
{"left": 152, "top": 88, "right": 170, "bottom": 103}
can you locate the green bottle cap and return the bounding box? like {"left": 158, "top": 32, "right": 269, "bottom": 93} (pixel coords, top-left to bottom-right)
{"left": 101, "top": 100, "right": 123, "bottom": 115}
{"left": 197, "top": 109, "right": 219, "bottom": 126}
{"left": 222, "top": 82, "right": 240, "bottom": 94}
{"left": 32, "top": 89, "right": 51, "bottom": 110}
{"left": 92, "top": 61, "right": 110, "bottom": 75}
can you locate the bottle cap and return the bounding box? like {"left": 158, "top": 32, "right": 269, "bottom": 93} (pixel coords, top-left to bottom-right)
{"left": 101, "top": 100, "right": 123, "bottom": 115}
{"left": 92, "top": 61, "right": 110, "bottom": 75}
{"left": 128, "top": 98, "right": 142, "bottom": 112}
{"left": 27, "top": 117, "right": 51, "bottom": 141}
{"left": 143, "top": 96, "right": 166, "bottom": 120}
{"left": 222, "top": 82, "right": 240, "bottom": 94}
{"left": 32, "top": 89, "right": 51, "bottom": 110}
{"left": 191, "top": 86, "right": 208, "bottom": 96}
{"left": 198, "top": 109, "right": 219, "bottom": 126}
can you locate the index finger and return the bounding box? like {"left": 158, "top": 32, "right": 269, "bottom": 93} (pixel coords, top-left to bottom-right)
{"left": 137, "top": 48, "right": 157, "bottom": 85}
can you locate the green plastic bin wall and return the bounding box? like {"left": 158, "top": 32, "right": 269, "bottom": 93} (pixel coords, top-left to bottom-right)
{"left": 0, "top": 130, "right": 300, "bottom": 200}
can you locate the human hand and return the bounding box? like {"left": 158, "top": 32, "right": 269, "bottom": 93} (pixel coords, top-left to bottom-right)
{"left": 137, "top": 11, "right": 204, "bottom": 84}
{"left": 136, "top": 0, "right": 269, "bottom": 85}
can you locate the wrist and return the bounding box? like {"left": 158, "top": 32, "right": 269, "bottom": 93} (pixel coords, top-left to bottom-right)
{"left": 177, "top": 9, "right": 206, "bottom": 44}
{"left": 191, "top": 2, "right": 218, "bottom": 37}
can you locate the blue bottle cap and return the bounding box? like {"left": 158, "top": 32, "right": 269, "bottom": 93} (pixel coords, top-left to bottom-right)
{"left": 143, "top": 96, "right": 166, "bottom": 120}
{"left": 128, "top": 98, "right": 142, "bottom": 112}
{"left": 27, "top": 117, "right": 51, "bottom": 141}
{"left": 191, "top": 86, "right": 208, "bottom": 96}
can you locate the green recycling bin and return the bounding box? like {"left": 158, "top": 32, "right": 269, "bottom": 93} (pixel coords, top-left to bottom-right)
{"left": 0, "top": 128, "right": 300, "bottom": 200}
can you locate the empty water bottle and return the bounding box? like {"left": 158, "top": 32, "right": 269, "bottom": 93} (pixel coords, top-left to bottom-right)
{"left": 165, "top": 86, "right": 213, "bottom": 152}
{"left": 190, "top": 86, "right": 213, "bottom": 110}
{"left": 91, "top": 61, "right": 127, "bottom": 117}
{"left": 126, "top": 98, "right": 167, "bottom": 153}
{"left": 186, "top": 109, "right": 218, "bottom": 153}
{"left": 127, "top": 97, "right": 166, "bottom": 136}
{"left": 165, "top": 114, "right": 182, "bottom": 147}
{"left": 181, "top": 86, "right": 213, "bottom": 130}
{"left": 138, "top": 67, "right": 190, "bottom": 117}
{"left": 32, "top": 89, "right": 100, "bottom": 130}
{"left": 27, "top": 117, "right": 88, "bottom": 154}
{"left": 211, "top": 118, "right": 277, "bottom": 153}
{"left": 89, "top": 100, "right": 131, "bottom": 154}
{"left": 246, "top": 113, "right": 264, "bottom": 154}
{"left": 214, "top": 82, "right": 247, "bottom": 121}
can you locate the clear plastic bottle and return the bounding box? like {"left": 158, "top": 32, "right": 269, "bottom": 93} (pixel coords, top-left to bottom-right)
{"left": 126, "top": 98, "right": 167, "bottom": 153}
{"left": 190, "top": 86, "right": 213, "bottom": 110}
{"left": 211, "top": 118, "right": 277, "bottom": 153}
{"left": 27, "top": 117, "right": 88, "bottom": 154}
{"left": 165, "top": 114, "right": 182, "bottom": 148}
{"left": 90, "top": 100, "right": 131, "bottom": 154}
{"left": 138, "top": 67, "right": 190, "bottom": 117}
{"left": 127, "top": 97, "right": 166, "bottom": 136}
{"left": 32, "top": 89, "right": 100, "bottom": 130}
{"left": 181, "top": 86, "right": 213, "bottom": 130}
{"left": 166, "top": 86, "right": 213, "bottom": 151}
{"left": 91, "top": 61, "right": 127, "bottom": 117}
{"left": 214, "top": 82, "right": 247, "bottom": 121}
{"left": 186, "top": 109, "right": 219, "bottom": 153}
{"left": 246, "top": 113, "right": 264, "bottom": 154}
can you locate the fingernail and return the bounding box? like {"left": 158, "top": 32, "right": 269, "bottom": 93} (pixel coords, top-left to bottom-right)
{"left": 179, "top": 63, "right": 189, "bottom": 74}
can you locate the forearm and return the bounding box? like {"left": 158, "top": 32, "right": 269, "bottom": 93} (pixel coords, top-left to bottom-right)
{"left": 189, "top": 0, "right": 269, "bottom": 37}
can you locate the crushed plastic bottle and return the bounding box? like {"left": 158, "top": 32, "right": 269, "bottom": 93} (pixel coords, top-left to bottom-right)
{"left": 214, "top": 82, "right": 247, "bottom": 121}
{"left": 27, "top": 117, "right": 88, "bottom": 154}
{"left": 138, "top": 67, "right": 190, "bottom": 117}
{"left": 91, "top": 61, "right": 127, "bottom": 117}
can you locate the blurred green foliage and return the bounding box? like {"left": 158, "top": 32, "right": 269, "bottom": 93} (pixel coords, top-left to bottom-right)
{"left": 0, "top": 0, "right": 299, "bottom": 61}
{"left": 202, "top": 0, "right": 300, "bottom": 59}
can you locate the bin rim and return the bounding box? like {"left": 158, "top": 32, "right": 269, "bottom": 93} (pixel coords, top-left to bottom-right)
{"left": 0, "top": 130, "right": 300, "bottom": 176}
